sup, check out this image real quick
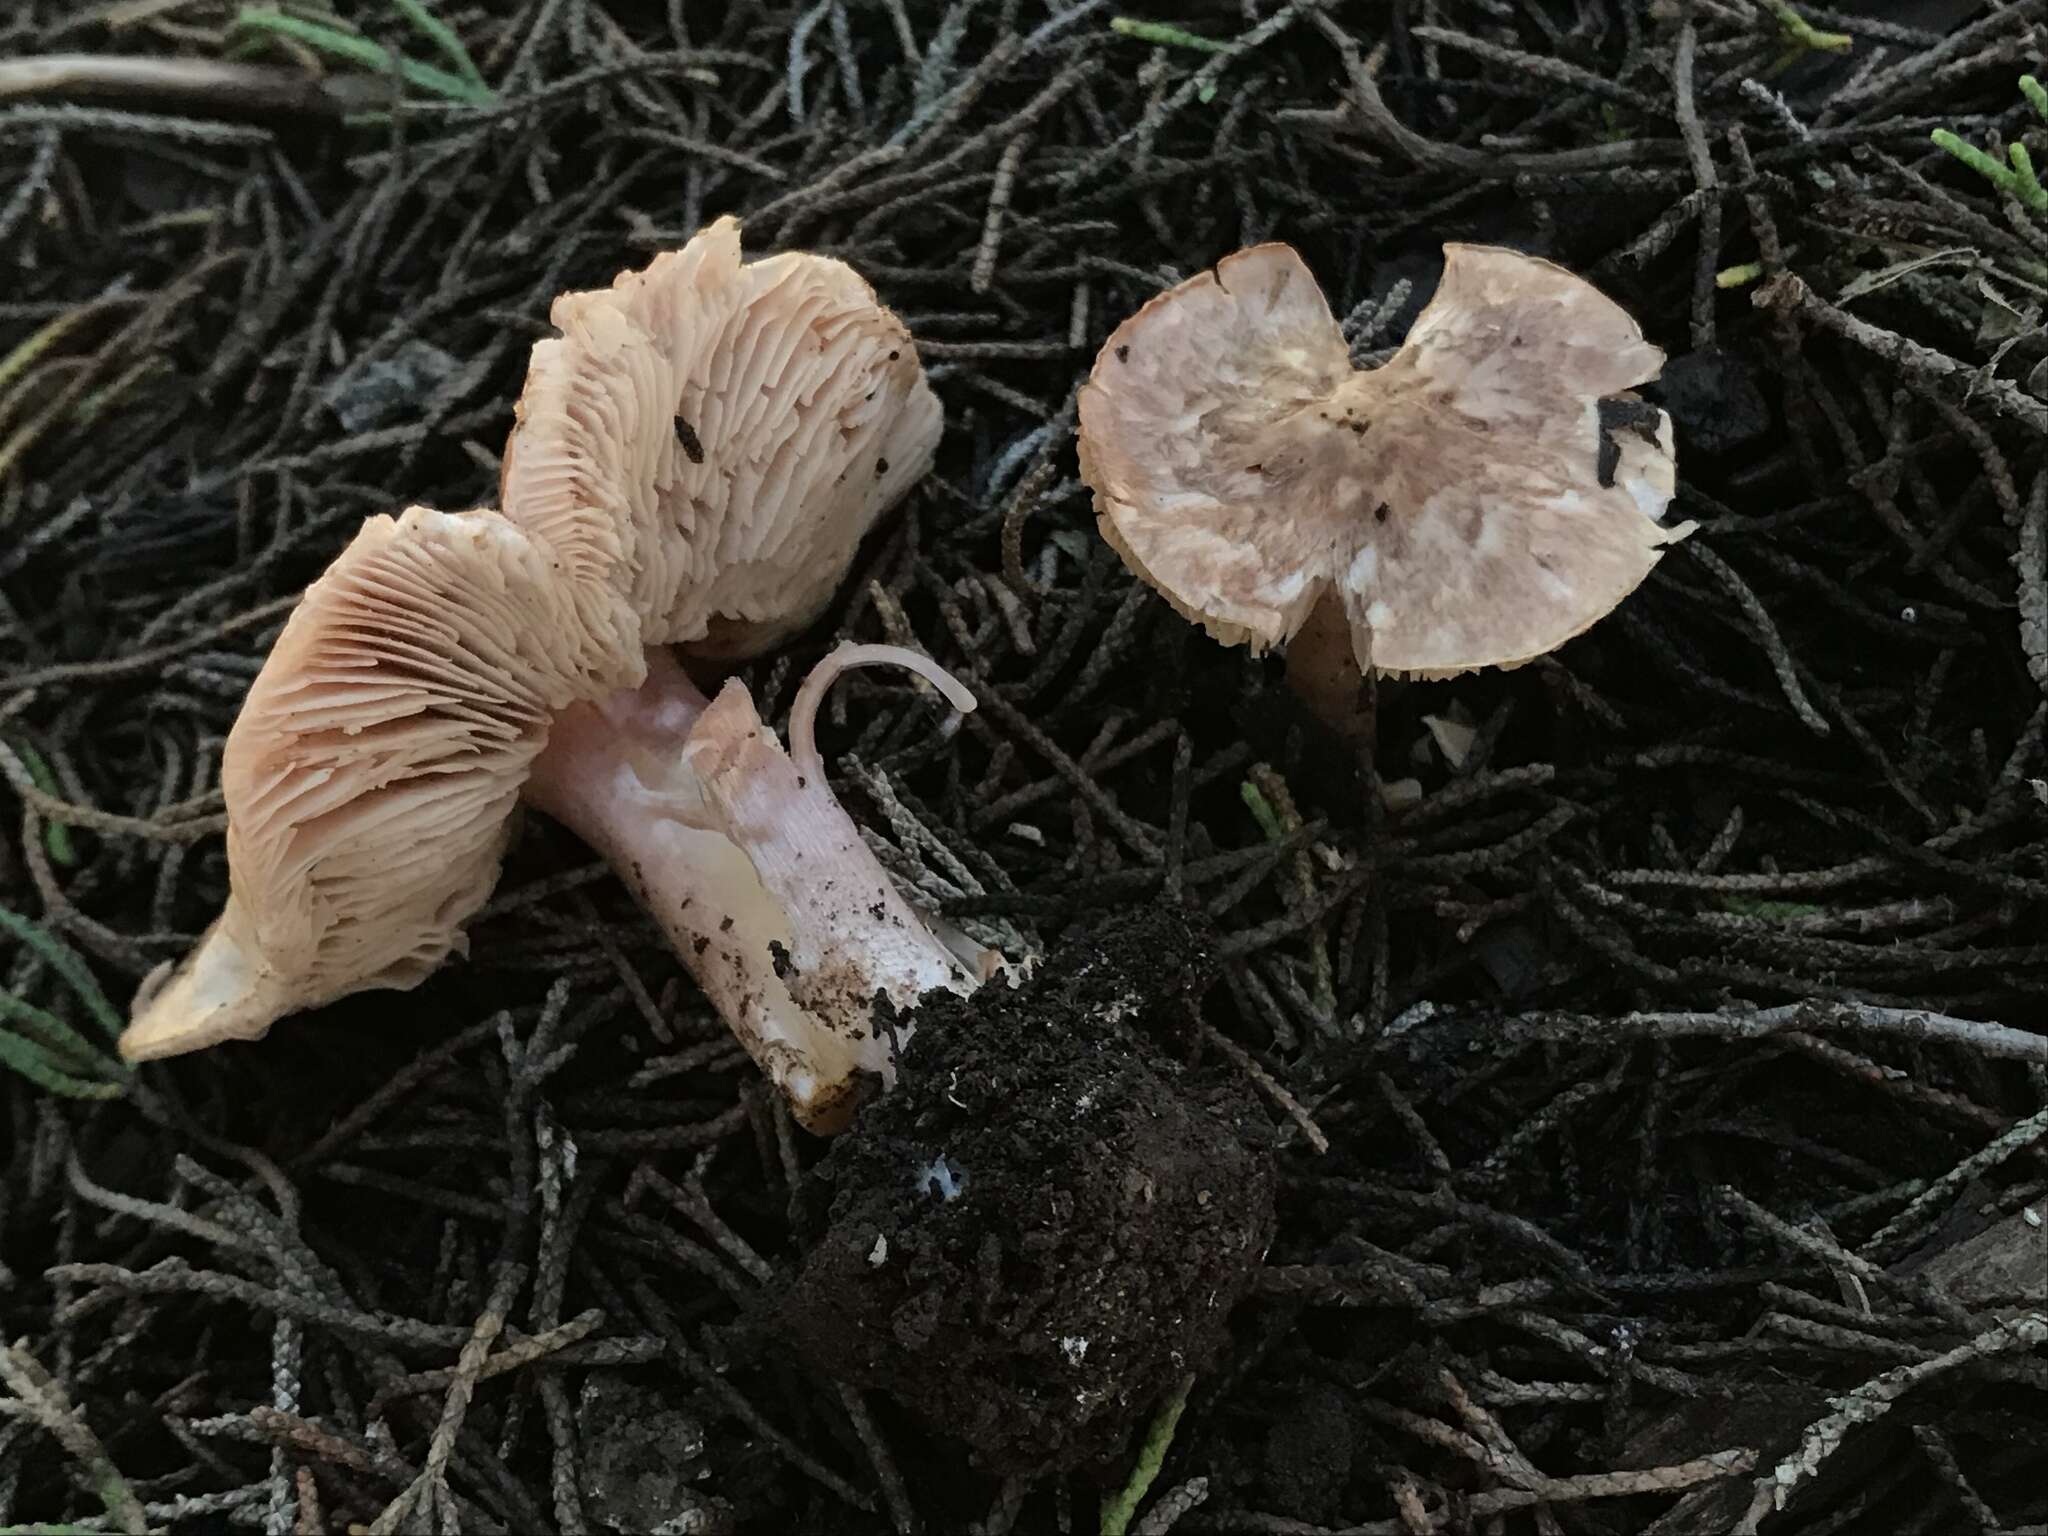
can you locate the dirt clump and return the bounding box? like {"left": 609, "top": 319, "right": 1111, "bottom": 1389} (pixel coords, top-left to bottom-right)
{"left": 1261, "top": 1382, "right": 1357, "bottom": 1523}
{"left": 574, "top": 1376, "right": 727, "bottom": 1534}
{"left": 772, "top": 905, "right": 1278, "bottom": 1475}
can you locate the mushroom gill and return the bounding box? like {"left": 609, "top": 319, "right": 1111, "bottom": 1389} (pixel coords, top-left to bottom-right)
{"left": 123, "top": 506, "right": 635, "bottom": 1061}
{"left": 501, "top": 213, "right": 943, "bottom": 661}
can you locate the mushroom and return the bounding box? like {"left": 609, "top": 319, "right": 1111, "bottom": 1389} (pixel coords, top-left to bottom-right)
{"left": 124, "top": 221, "right": 981, "bottom": 1131}
{"left": 1076, "top": 242, "right": 1691, "bottom": 733}
{"left": 121, "top": 505, "right": 634, "bottom": 1061}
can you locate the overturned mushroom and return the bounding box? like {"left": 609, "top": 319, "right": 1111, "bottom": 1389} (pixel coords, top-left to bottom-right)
{"left": 499, "top": 218, "right": 967, "bottom": 1130}
{"left": 1077, "top": 242, "right": 1691, "bottom": 732}
{"left": 125, "top": 221, "right": 972, "bottom": 1131}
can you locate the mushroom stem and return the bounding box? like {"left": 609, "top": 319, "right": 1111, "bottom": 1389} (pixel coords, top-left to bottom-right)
{"left": 1283, "top": 590, "right": 1373, "bottom": 739}
{"left": 522, "top": 643, "right": 985, "bottom": 1133}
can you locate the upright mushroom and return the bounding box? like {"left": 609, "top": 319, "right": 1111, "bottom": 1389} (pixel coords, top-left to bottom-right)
{"left": 1077, "top": 242, "right": 1691, "bottom": 732}
{"left": 126, "top": 220, "right": 982, "bottom": 1131}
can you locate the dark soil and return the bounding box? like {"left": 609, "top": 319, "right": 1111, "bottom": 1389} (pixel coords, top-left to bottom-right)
{"left": 2, "top": 1, "right": 2046, "bottom": 1534}
{"left": 572, "top": 1374, "right": 722, "bottom": 1533}
{"left": 776, "top": 906, "right": 1276, "bottom": 1475}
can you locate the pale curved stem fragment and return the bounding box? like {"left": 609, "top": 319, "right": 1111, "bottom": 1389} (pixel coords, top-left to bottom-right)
{"left": 788, "top": 641, "right": 978, "bottom": 783}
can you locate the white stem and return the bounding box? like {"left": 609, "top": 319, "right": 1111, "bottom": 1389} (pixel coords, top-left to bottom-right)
{"left": 523, "top": 644, "right": 988, "bottom": 1133}
{"left": 788, "top": 641, "right": 978, "bottom": 785}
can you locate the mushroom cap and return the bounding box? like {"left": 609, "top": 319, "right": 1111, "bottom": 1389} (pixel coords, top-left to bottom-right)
{"left": 120, "top": 506, "right": 632, "bottom": 1061}
{"left": 1077, "top": 242, "right": 1692, "bottom": 679}
{"left": 501, "top": 215, "right": 942, "bottom": 660}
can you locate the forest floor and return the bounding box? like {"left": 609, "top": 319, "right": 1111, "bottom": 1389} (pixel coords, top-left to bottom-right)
{"left": 1, "top": 1, "right": 2045, "bottom": 1533}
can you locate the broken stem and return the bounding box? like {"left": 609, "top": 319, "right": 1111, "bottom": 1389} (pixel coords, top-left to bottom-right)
{"left": 788, "top": 641, "right": 977, "bottom": 786}
{"left": 525, "top": 643, "right": 984, "bottom": 1133}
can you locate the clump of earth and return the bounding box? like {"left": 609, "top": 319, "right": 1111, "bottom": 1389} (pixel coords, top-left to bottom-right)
{"left": 773, "top": 905, "right": 1278, "bottom": 1474}
{"left": 575, "top": 1376, "right": 728, "bottom": 1534}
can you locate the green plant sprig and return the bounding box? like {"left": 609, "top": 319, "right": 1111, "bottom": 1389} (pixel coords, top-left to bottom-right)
{"left": 1931, "top": 75, "right": 2048, "bottom": 213}
{"left": 0, "top": 905, "right": 131, "bottom": 1100}
{"left": 1108, "top": 17, "right": 1231, "bottom": 54}
{"left": 1100, "top": 1374, "right": 1196, "bottom": 1536}
{"left": 1761, "top": 0, "right": 1852, "bottom": 55}
{"left": 231, "top": 3, "right": 494, "bottom": 106}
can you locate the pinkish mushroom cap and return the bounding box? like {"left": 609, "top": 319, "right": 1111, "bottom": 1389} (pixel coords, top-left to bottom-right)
{"left": 501, "top": 215, "right": 942, "bottom": 660}
{"left": 1077, "top": 242, "right": 1692, "bottom": 686}
{"left": 121, "top": 506, "right": 635, "bottom": 1061}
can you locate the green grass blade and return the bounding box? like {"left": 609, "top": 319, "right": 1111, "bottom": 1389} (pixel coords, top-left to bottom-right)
{"left": 388, "top": 0, "right": 492, "bottom": 95}
{"left": 0, "top": 904, "right": 124, "bottom": 1041}
{"left": 233, "top": 6, "right": 492, "bottom": 104}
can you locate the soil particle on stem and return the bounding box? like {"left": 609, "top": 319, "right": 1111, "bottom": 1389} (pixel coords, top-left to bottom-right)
{"left": 772, "top": 905, "right": 1278, "bottom": 1475}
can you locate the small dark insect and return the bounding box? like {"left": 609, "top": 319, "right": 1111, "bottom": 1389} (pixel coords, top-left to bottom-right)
{"left": 1594, "top": 395, "right": 1664, "bottom": 489}
{"left": 674, "top": 414, "right": 704, "bottom": 464}
{"left": 1374, "top": 503, "right": 1391, "bottom": 524}
{"left": 876, "top": 457, "right": 889, "bottom": 476}
{"left": 1116, "top": 345, "right": 1130, "bottom": 364}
